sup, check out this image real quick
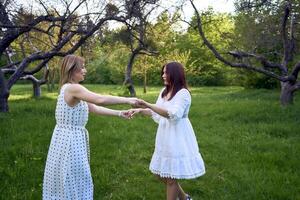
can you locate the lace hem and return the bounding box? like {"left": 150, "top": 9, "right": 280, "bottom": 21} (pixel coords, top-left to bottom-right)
{"left": 149, "top": 154, "right": 205, "bottom": 179}
{"left": 150, "top": 168, "right": 205, "bottom": 179}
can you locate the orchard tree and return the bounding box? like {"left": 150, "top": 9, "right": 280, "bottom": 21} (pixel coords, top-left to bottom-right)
{"left": 0, "top": 0, "right": 130, "bottom": 112}
{"left": 121, "top": 0, "right": 160, "bottom": 96}
{"left": 190, "top": 0, "right": 300, "bottom": 105}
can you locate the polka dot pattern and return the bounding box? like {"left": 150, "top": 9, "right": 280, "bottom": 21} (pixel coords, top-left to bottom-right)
{"left": 43, "top": 84, "right": 93, "bottom": 199}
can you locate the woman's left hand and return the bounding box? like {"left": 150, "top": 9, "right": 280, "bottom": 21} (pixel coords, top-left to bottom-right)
{"left": 126, "top": 98, "right": 139, "bottom": 106}
{"left": 136, "top": 99, "right": 150, "bottom": 108}
{"left": 119, "top": 110, "right": 134, "bottom": 119}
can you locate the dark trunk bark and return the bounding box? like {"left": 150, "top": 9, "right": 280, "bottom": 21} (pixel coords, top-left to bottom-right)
{"left": 47, "top": 70, "right": 55, "bottom": 92}
{"left": 0, "top": 94, "right": 9, "bottom": 112}
{"left": 33, "top": 82, "right": 41, "bottom": 97}
{"left": 143, "top": 71, "right": 147, "bottom": 93}
{"left": 21, "top": 75, "right": 43, "bottom": 97}
{"left": 280, "top": 81, "right": 294, "bottom": 105}
{"left": 124, "top": 51, "right": 138, "bottom": 97}
{"left": 0, "top": 70, "right": 9, "bottom": 112}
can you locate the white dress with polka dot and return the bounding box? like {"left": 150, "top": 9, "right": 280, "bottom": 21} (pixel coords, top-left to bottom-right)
{"left": 43, "top": 83, "right": 93, "bottom": 199}
{"left": 149, "top": 88, "right": 205, "bottom": 179}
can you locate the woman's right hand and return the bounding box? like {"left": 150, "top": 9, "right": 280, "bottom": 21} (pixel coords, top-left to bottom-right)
{"left": 135, "top": 99, "right": 150, "bottom": 108}
{"left": 126, "top": 98, "right": 139, "bottom": 107}
{"left": 120, "top": 110, "right": 135, "bottom": 119}
{"left": 128, "top": 108, "right": 141, "bottom": 117}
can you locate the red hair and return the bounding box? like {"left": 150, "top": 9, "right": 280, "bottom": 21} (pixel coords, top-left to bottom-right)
{"left": 161, "top": 62, "right": 189, "bottom": 100}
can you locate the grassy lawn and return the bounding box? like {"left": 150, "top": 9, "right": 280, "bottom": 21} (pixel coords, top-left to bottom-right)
{"left": 0, "top": 84, "right": 299, "bottom": 200}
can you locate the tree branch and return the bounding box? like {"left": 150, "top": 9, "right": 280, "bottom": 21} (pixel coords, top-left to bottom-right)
{"left": 7, "top": 32, "right": 75, "bottom": 89}
{"left": 0, "top": 15, "right": 65, "bottom": 56}
{"left": 290, "top": 81, "right": 300, "bottom": 92}
{"left": 228, "top": 51, "right": 286, "bottom": 72}
{"left": 281, "top": 1, "right": 291, "bottom": 68}
{"left": 189, "top": 0, "right": 288, "bottom": 82}
{"left": 24, "top": 15, "right": 122, "bottom": 75}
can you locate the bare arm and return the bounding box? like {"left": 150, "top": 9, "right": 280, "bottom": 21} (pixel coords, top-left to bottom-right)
{"left": 88, "top": 103, "right": 130, "bottom": 118}
{"left": 65, "top": 84, "right": 137, "bottom": 106}
{"left": 130, "top": 108, "right": 152, "bottom": 116}
{"left": 136, "top": 90, "right": 191, "bottom": 120}
{"left": 139, "top": 101, "right": 169, "bottom": 118}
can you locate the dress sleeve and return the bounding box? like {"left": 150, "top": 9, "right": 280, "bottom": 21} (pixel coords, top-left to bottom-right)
{"left": 167, "top": 89, "right": 191, "bottom": 121}
{"left": 151, "top": 88, "right": 164, "bottom": 124}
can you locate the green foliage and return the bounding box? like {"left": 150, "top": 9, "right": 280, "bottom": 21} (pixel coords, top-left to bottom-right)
{"left": 232, "top": 0, "right": 300, "bottom": 88}
{"left": 84, "top": 44, "right": 129, "bottom": 84}
{"left": 0, "top": 84, "right": 300, "bottom": 199}
{"left": 236, "top": 69, "right": 279, "bottom": 89}
{"left": 0, "top": 55, "right": 8, "bottom": 66}
{"left": 175, "top": 9, "right": 237, "bottom": 86}
{"left": 7, "top": 4, "right": 299, "bottom": 89}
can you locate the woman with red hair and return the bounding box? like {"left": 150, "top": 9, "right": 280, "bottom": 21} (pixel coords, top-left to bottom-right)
{"left": 132, "top": 62, "right": 205, "bottom": 200}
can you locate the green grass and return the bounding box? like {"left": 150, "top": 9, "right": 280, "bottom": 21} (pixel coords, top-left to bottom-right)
{"left": 0, "top": 84, "right": 299, "bottom": 200}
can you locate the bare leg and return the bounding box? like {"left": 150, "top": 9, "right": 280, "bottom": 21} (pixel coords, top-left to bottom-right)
{"left": 155, "top": 174, "right": 167, "bottom": 184}
{"left": 177, "top": 182, "right": 188, "bottom": 200}
{"left": 165, "top": 178, "right": 179, "bottom": 200}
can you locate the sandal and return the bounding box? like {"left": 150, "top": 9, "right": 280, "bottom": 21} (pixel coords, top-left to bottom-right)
{"left": 186, "top": 194, "right": 192, "bottom": 200}
{"left": 176, "top": 194, "right": 192, "bottom": 200}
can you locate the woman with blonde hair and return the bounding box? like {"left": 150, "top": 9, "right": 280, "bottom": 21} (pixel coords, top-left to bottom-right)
{"left": 43, "top": 54, "right": 136, "bottom": 199}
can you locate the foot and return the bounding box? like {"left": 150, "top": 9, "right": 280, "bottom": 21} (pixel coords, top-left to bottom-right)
{"left": 186, "top": 194, "right": 192, "bottom": 200}
{"left": 177, "top": 194, "right": 192, "bottom": 200}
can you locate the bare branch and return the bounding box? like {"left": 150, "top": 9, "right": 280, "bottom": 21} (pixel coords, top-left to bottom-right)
{"left": 0, "top": 1, "right": 13, "bottom": 26}
{"left": 189, "top": 0, "right": 288, "bottom": 82}
{"left": 0, "top": 15, "right": 66, "bottom": 55}
{"left": 138, "top": 49, "right": 159, "bottom": 56}
{"left": 37, "top": 0, "right": 50, "bottom": 16}
{"left": 7, "top": 32, "right": 75, "bottom": 89}
{"left": 288, "top": 61, "right": 300, "bottom": 84}
{"left": 237, "top": 0, "right": 272, "bottom": 11}
{"left": 281, "top": 1, "right": 291, "bottom": 68}
{"left": 1, "top": 61, "right": 20, "bottom": 69}
{"left": 1, "top": 68, "right": 16, "bottom": 74}
{"left": 228, "top": 51, "right": 286, "bottom": 72}
{"left": 24, "top": 15, "right": 122, "bottom": 75}
{"left": 291, "top": 81, "right": 300, "bottom": 92}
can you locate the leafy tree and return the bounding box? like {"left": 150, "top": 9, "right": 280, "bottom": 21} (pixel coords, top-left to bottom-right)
{"left": 189, "top": 0, "right": 300, "bottom": 105}
{"left": 0, "top": 0, "right": 131, "bottom": 112}
{"left": 176, "top": 8, "right": 236, "bottom": 86}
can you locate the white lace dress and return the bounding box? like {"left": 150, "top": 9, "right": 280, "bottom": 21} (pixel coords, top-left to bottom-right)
{"left": 149, "top": 88, "right": 205, "bottom": 179}
{"left": 43, "top": 83, "right": 93, "bottom": 199}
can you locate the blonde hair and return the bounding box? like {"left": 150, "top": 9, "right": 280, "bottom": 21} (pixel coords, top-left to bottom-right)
{"left": 59, "top": 55, "right": 85, "bottom": 87}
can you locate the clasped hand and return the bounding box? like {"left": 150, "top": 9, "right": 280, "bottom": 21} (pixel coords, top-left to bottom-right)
{"left": 120, "top": 98, "right": 150, "bottom": 119}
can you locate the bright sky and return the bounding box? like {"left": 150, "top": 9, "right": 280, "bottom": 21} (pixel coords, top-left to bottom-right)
{"left": 191, "top": 0, "right": 235, "bottom": 12}
{"left": 15, "top": 0, "right": 235, "bottom": 30}
{"left": 16, "top": 0, "right": 235, "bottom": 15}
{"left": 159, "top": 0, "right": 235, "bottom": 30}
{"left": 108, "top": 0, "right": 235, "bottom": 30}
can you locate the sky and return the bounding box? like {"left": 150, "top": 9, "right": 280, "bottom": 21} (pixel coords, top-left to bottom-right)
{"left": 108, "top": 0, "right": 236, "bottom": 30}
{"left": 16, "top": 0, "right": 235, "bottom": 15}
{"left": 159, "top": 0, "right": 235, "bottom": 30}
{"left": 170, "top": 0, "right": 235, "bottom": 18}
{"left": 191, "top": 0, "right": 235, "bottom": 12}
{"left": 15, "top": 0, "right": 235, "bottom": 29}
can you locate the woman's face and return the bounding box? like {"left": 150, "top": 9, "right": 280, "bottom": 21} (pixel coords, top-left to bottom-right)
{"left": 72, "top": 65, "right": 87, "bottom": 83}
{"left": 162, "top": 67, "right": 169, "bottom": 85}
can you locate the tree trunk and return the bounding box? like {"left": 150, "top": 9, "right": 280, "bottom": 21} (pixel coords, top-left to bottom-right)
{"left": 0, "top": 70, "right": 9, "bottom": 112}
{"left": 143, "top": 71, "right": 147, "bottom": 93}
{"left": 0, "top": 95, "right": 9, "bottom": 112}
{"left": 280, "top": 81, "right": 294, "bottom": 105}
{"left": 47, "top": 70, "right": 56, "bottom": 92}
{"left": 33, "top": 82, "right": 41, "bottom": 97}
{"left": 124, "top": 51, "right": 138, "bottom": 97}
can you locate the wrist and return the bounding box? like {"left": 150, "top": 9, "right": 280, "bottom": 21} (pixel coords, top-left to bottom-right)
{"left": 147, "top": 103, "right": 153, "bottom": 108}
{"left": 118, "top": 111, "right": 122, "bottom": 117}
